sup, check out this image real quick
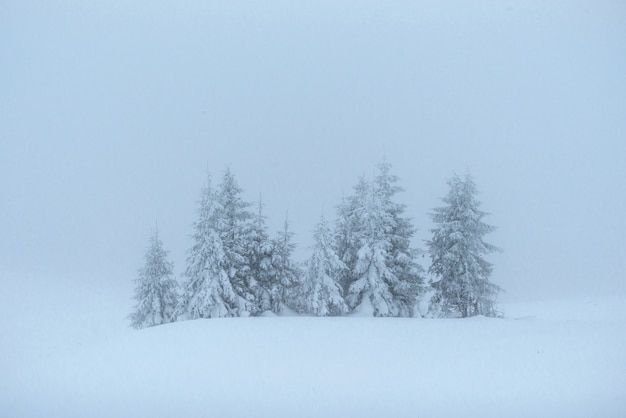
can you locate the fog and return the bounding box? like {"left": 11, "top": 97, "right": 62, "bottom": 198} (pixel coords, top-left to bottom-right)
{"left": 2, "top": 0, "right": 625, "bottom": 303}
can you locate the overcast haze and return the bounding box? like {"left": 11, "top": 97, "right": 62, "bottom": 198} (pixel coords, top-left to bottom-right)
{"left": 2, "top": 0, "right": 625, "bottom": 303}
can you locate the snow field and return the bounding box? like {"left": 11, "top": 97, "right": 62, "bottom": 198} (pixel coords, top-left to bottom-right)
{"left": 2, "top": 278, "right": 625, "bottom": 417}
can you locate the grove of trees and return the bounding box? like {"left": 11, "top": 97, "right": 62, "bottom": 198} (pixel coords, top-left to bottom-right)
{"left": 130, "top": 163, "right": 501, "bottom": 327}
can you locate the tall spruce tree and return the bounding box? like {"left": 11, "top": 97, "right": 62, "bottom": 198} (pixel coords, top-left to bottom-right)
{"left": 302, "top": 214, "right": 347, "bottom": 316}
{"left": 335, "top": 177, "right": 369, "bottom": 295}
{"left": 176, "top": 176, "right": 242, "bottom": 319}
{"left": 269, "top": 215, "right": 301, "bottom": 314}
{"left": 336, "top": 164, "right": 423, "bottom": 316}
{"left": 217, "top": 168, "right": 258, "bottom": 315}
{"left": 374, "top": 162, "right": 424, "bottom": 316}
{"left": 345, "top": 178, "right": 399, "bottom": 316}
{"left": 245, "top": 196, "right": 274, "bottom": 313}
{"left": 129, "top": 227, "right": 178, "bottom": 328}
{"left": 427, "top": 173, "right": 501, "bottom": 317}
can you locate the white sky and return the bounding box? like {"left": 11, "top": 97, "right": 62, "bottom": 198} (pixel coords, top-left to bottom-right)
{"left": 1, "top": 0, "right": 625, "bottom": 301}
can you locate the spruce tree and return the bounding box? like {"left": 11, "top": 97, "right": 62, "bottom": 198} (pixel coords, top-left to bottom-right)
{"left": 344, "top": 178, "right": 399, "bottom": 316}
{"left": 336, "top": 164, "right": 423, "bottom": 316}
{"left": 302, "top": 214, "right": 347, "bottom": 316}
{"left": 129, "top": 227, "right": 178, "bottom": 328}
{"left": 216, "top": 168, "right": 258, "bottom": 315}
{"left": 373, "top": 162, "right": 424, "bottom": 316}
{"left": 244, "top": 196, "right": 274, "bottom": 313}
{"left": 335, "top": 177, "right": 369, "bottom": 294}
{"left": 268, "top": 215, "right": 301, "bottom": 314}
{"left": 335, "top": 177, "right": 398, "bottom": 316}
{"left": 176, "top": 176, "right": 242, "bottom": 319}
{"left": 427, "top": 173, "right": 501, "bottom": 317}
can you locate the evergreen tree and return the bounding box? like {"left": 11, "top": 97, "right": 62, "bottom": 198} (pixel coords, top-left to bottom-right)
{"left": 176, "top": 176, "right": 242, "bottom": 319}
{"left": 216, "top": 168, "right": 258, "bottom": 315}
{"left": 336, "top": 164, "right": 423, "bottom": 316}
{"left": 373, "top": 161, "right": 424, "bottom": 316}
{"left": 129, "top": 227, "right": 178, "bottom": 328}
{"left": 244, "top": 196, "right": 274, "bottom": 313}
{"left": 302, "top": 214, "right": 347, "bottom": 316}
{"left": 335, "top": 177, "right": 369, "bottom": 294}
{"left": 268, "top": 215, "right": 302, "bottom": 314}
{"left": 344, "top": 179, "right": 399, "bottom": 316}
{"left": 427, "top": 173, "right": 501, "bottom": 317}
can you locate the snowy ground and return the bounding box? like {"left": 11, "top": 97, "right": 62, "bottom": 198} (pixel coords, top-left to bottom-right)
{"left": 2, "top": 278, "right": 625, "bottom": 418}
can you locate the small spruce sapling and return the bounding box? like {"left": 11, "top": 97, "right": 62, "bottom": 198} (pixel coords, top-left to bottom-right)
{"left": 129, "top": 227, "right": 179, "bottom": 328}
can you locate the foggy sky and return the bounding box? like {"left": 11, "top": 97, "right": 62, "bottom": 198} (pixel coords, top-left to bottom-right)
{"left": 2, "top": 0, "right": 625, "bottom": 302}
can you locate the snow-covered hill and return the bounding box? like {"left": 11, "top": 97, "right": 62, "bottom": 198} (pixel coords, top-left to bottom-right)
{"left": 1, "top": 277, "right": 625, "bottom": 418}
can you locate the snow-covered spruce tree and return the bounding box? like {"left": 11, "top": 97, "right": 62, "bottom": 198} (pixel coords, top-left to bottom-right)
{"left": 268, "top": 215, "right": 302, "bottom": 314}
{"left": 427, "top": 173, "right": 501, "bottom": 318}
{"left": 336, "top": 177, "right": 399, "bottom": 316}
{"left": 336, "top": 165, "right": 423, "bottom": 317}
{"left": 244, "top": 196, "right": 274, "bottom": 313}
{"left": 301, "top": 214, "right": 347, "bottom": 316}
{"left": 175, "top": 175, "right": 242, "bottom": 319}
{"left": 216, "top": 168, "right": 259, "bottom": 316}
{"left": 346, "top": 179, "right": 399, "bottom": 316}
{"left": 373, "top": 162, "right": 425, "bottom": 316}
{"left": 335, "top": 177, "right": 369, "bottom": 295}
{"left": 129, "top": 227, "right": 178, "bottom": 328}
